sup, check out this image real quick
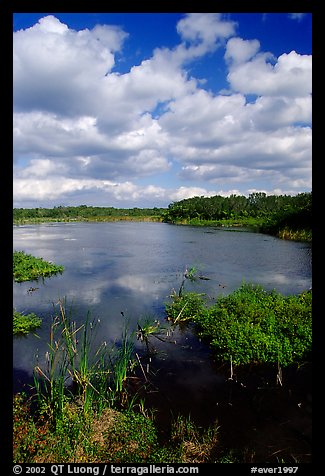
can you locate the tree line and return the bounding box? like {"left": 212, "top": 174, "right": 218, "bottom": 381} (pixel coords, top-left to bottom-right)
{"left": 163, "top": 191, "right": 311, "bottom": 222}
{"left": 163, "top": 192, "right": 311, "bottom": 235}
{"left": 13, "top": 192, "right": 311, "bottom": 240}
{"left": 13, "top": 205, "right": 166, "bottom": 221}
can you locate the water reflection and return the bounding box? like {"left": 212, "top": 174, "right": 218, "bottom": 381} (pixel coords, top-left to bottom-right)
{"left": 13, "top": 222, "right": 312, "bottom": 393}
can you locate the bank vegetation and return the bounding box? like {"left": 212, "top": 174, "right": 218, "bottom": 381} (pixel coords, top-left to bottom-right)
{"left": 13, "top": 191, "right": 311, "bottom": 242}
{"left": 13, "top": 281, "right": 312, "bottom": 463}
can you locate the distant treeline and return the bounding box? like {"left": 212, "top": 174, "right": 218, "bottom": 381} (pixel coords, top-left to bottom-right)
{"left": 13, "top": 205, "right": 166, "bottom": 222}
{"left": 164, "top": 192, "right": 311, "bottom": 222}
{"left": 13, "top": 192, "right": 311, "bottom": 241}
{"left": 163, "top": 192, "right": 312, "bottom": 240}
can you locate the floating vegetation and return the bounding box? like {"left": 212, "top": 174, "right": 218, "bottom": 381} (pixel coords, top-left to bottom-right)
{"left": 13, "top": 310, "right": 42, "bottom": 336}
{"left": 166, "top": 283, "right": 312, "bottom": 367}
{"left": 13, "top": 250, "right": 64, "bottom": 283}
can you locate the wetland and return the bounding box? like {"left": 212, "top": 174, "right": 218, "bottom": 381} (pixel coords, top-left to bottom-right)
{"left": 13, "top": 221, "right": 312, "bottom": 463}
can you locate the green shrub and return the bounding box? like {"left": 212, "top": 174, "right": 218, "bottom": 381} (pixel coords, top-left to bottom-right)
{"left": 165, "top": 292, "right": 207, "bottom": 323}
{"left": 166, "top": 284, "right": 312, "bottom": 366}
{"left": 13, "top": 250, "right": 64, "bottom": 283}
{"left": 13, "top": 310, "right": 42, "bottom": 335}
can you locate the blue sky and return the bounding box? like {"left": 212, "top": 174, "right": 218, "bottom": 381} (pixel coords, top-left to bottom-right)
{"left": 13, "top": 12, "right": 312, "bottom": 208}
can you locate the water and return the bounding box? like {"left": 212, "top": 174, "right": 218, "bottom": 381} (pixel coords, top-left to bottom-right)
{"left": 13, "top": 221, "right": 312, "bottom": 460}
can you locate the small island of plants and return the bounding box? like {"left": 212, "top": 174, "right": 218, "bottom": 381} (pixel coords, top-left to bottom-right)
{"left": 166, "top": 283, "right": 312, "bottom": 367}
{"left": 13, "top": 251, "right": 64, "bottom": 335}
{"left": 13, "top": 310, "right": 42, "bottom": 336}
{"left": 13, "top": 250, "right": 64, "bottom": 283}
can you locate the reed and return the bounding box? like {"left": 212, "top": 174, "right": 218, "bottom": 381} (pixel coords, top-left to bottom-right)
{"left": 136, "top": 315, "right": 171, "bottom": 356}
{"left": 32, "top": 299, "right": 138, "bottom": 424}
{"left": 33, "top": 313, "right": 70, "bottom": 422}
{"left": 109, "top": 325, "right": 135, "bottom": 396}
{"left": 277, "top": 226, "right": 312, "bottom": 242}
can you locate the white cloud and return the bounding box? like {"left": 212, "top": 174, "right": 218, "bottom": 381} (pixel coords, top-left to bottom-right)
{"left": 246, "top": 96, "right": 312, "bottom": 130}
{"left": 13, "top": 14, "right": 312, "bottom": 208}
{"left": 13, "top": 16, "right": 128, "bottom": 116}
{"left": 14, "top": 112, "right": 106, "bottom": 158}
{"left": 18, "top": 158, "right": 68, "bottom": 177}
{"left": 224, "top": 37, "right": 260, "bottom": 64}
{"left": 177, "top": 12, "right": 236, "bottom": 53}
{"left": 37, "top": 15, "right": 69, "bottom": 34}
{"left": 226, "top": 48, "right": 312, "bottom": 97}
{"left": 169, "top": 186, "right": 217, "bottom": 201}
{"left": 13, "top": 173, "right": 220, "bottom": 208}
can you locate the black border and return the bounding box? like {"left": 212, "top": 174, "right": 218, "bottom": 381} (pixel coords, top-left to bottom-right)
{"left": 3, "top": 1, "right": 317, "bottom": 472}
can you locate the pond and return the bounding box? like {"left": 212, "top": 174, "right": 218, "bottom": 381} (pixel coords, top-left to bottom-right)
{"left": 13, "top": 221, "right": 312, "bottom": 461}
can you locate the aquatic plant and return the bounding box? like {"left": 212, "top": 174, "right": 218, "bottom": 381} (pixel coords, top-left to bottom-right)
{"left": 166, "top": 283, "right": 312, "bottom": 367}
{"left": 136, "top": 315, "right": 172, "bottom": 354}
{"left": 13, "top": 310, "right": 42, "bottom": 336}
{"left": 13, "top": 290, "right": 312, "bottom": 464}
{"left": 13, "top": 250, "right": 64, "bottom": 283}
{"left": 109, "top": 325, "right": 135, "bottom": 396}
{"left": 166, "top": 291, "right": 206, "bottom": 323}
{"left": 176, "top": 265, "right": 210, "bottom": 297}
{"left": 277, "top": 226, "right": 312, "bottom": 242}
{"left": 32, "top": 300, "right": 137, "bottom": 424}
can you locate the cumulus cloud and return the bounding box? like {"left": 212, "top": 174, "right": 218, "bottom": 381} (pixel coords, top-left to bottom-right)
{"left": 14, "top": 16, "right": 128, "bottom": 117}
{"left": 13, "top": 13, "right": 312, "bottom": 208}
{"left": 226, "top": 44, "right": 312, "bottom": 97}
{"left": 176, "top": 12, "right": 236, "bottom": 58}
{"left": 224, "top": 37, "right": 260, "bottom": 64}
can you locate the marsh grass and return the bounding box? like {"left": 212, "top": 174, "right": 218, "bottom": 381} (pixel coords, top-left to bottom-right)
{"left": 32, "top": 300, "right": 138, "bottom": 424}
{"left": 136, "top": 315, "right": 172, "bottom": 355}
{"left": 13, "top": 392, "right": 221, "bottom": 463}
{"left": 277, "top": 226, "right": 312, "bottom": 242}
{"left": 170, "top": 415, "right": 219, "bottom": 463}
{"left": 14, "top": 284, "right": 312, "bottom": 463}
{"left": 15, "top": 300, "right": 222, "bottom": 463}
{"left": 109, "top": 325, "right": 135, "bottom": 399}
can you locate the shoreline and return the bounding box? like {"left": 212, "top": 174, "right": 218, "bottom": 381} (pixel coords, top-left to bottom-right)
{"left": 13, "top": 216, "right": 311, "bottom": 242}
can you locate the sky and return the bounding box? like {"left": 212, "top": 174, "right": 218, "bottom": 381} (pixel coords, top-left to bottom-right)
{"left": 13, "top": 12, "right": 312, "bottom": 209}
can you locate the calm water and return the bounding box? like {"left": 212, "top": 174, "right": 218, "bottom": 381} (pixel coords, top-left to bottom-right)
{"left": 13, "top": 221, "right": 312, "bottom": 458}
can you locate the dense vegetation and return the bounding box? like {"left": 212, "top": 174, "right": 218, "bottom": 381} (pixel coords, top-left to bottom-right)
{"left": 166, "top": 283, "right": 312, "bottom": 367}
{"left": 13, "top": 250, "right": 64, "bottom": 283}
{"left": 13, "top": 282, "right": 312, "bottom": 463}
{"left": 13, "top": 251, "right": 64, "bottom": 335}
{"left": 163, "top": 192, "right": 312, "bottom": 241}
{"left": 13, "top": 205, "right": 165, "bottom": 224}
{"left": 164, "top": 192, "right": 311, "bottom": 223}
{"left": 13, "top": 192, "right": 311, "bottom": 241}
{"left": 13, "top": 301, "right": 220, "bottom": 463}
{"left": 13, "top": 310, "right": 42, "bottom": 336}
